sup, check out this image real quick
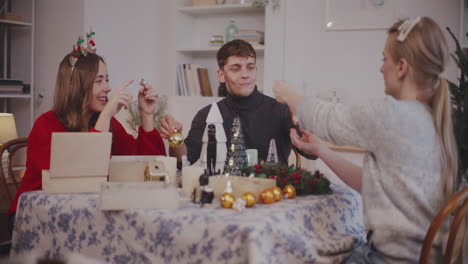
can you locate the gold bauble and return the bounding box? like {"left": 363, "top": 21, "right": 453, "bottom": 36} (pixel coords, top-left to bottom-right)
{"left": 260, "top": 189, "right": 275, "bottom": 204}
{"left": 283, "top": 185, "right": 296, "bottom": 199}
{"left": 241, "top": 192, "right": 257, "bottom": 207}
{"left": 271, "top": 186, "right": 282, "bottom": 201}
{"left": 220, "top": 193, "right": 235, "bottom": 208}
{"left": 169, "top": 130, "right": 184, "bottom": 148}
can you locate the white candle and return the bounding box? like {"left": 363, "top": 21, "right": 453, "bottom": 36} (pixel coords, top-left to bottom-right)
{"left": 182, "top": 165, "right": 204, "bottom": 195}
{"left": 246, "top": 149, "right": 258, "bottom": 166}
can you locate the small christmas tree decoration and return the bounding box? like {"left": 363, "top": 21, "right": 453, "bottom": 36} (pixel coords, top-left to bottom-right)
{"left": 241, "top": 192, "right": 257, "bottom": 207}
{"left": 266, "top": 138, "right": 278, "bottom": 165}
{"left": 169, "top": 129, "right": 184, "bottom": 148}
{"left": 222, "top": 116, "right": 248, "bottom": 176}
{"left": 201, "top": 103, "right": 227, "bottom": 174}
{"left": 283, "top": 185, "right": 296, "bottom": 199}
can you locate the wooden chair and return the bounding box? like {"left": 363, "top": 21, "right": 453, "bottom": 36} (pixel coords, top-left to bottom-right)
{"left": 419, "top": 186, "right": 468, "bottom": 264}
{"left": 0, "top": 137, "right": 28, "bottom": 205}
{"left": 291, "top": 148, "right": 301, "bottom": 168}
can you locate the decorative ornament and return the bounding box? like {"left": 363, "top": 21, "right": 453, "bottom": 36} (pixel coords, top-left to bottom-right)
{"left": 144, "top": 160, "right": 168, "bottom": 183}
{"left": 241, "top": 192, "right": 257, "bottom": 207}
{"left": 271, "top": 186, "right": 282, "bottom": 201}
{"left": 69, "top": 30, "right": 97, "bottom": 71}
{"left": 224, "top": 179, "right": 233, "bottom": 193}
{"left": 283, "top": 184, "right": 296, "bottom": 199}
{"left": 169, "top": 129, "right": 184, "bottom": 148}
{"left": 220, "top": 192, "right": 235, "bottom": 208}
{"left": 200, "top": 186, "right": 214, "bottom": 206}
{"left": 232, "top": 198, "right": 246, "bottom": 212}
{"left": 260, "top": 189, "right": 275, "bottom": 204}
{"left": 201, "top": 103, "right": 227, "bottom": 174}
{"left": 86, "top": 28, "right": 96, "bottom": 52}
{"left": 222, "top": 116, "right": 248, "bottom": 176}
{"left": 140, "top": 78, "right": 148, "bottom": 89}
{"left": 248, "top": 162, "right": 332, "bottom": 196}
{"left": 266, "top": 138, "right": 278, "bottom": 165}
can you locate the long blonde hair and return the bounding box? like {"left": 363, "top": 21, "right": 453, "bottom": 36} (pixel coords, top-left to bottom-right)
{"left": 53, "top": 53, "right": 104, "bottom": 131}
{"left": 388, "top": 17, "right": 458, "bottom": 201}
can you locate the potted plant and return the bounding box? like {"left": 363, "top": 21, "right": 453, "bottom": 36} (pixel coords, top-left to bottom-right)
{"left": 447, "top": 27, "right": 468, "bottom": 188}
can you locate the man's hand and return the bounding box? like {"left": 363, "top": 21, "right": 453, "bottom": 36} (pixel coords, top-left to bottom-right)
{"left": 160, "top": 114, "right": 183, "bottom": 139}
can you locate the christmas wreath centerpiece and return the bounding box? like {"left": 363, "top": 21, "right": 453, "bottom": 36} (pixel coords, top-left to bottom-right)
{"left": 247, "top": 161, "right": 332, "bottom": 196}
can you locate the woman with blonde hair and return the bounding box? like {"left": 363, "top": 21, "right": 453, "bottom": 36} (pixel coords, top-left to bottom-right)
{"left": 274, "top": 16, "right": 457, "bottom": 263}
{"left": 8, "top": 35, "right": 166, "bottom": 231}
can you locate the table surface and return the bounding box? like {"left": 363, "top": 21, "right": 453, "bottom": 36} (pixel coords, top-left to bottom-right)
{"left": 11, "top": 184, "right": 365, "bottom": 264}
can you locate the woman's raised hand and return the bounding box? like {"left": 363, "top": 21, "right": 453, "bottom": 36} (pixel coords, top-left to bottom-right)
{"left": 138, "top": 84, "right": 159, "bottom": 116}
{"left": 103, "top": 80, "right": 134, "bottom": 117}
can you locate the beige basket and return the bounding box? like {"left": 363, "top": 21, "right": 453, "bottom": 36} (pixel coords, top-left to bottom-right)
{"left": 208, "top": 175, "right": 276, "bottom": 199}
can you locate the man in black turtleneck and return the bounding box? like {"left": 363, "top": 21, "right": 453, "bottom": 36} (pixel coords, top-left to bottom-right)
{"left": 161, "top": 39, "right": 306, "bottom": 166}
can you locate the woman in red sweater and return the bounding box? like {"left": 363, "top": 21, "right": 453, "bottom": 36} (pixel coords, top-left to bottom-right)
{"left": 7, "top": 41, "right": 166, "bottom": 231}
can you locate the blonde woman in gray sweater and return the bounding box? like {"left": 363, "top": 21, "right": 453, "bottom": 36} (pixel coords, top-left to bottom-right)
{"left": 273, "top": 16, "right": 458, "bottom": 263}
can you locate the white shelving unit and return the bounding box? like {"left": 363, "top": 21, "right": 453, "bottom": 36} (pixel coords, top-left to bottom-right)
{"left": 0, "top": 0, "right": 34, "bottom": 137}
{"left": 174, "top": 0, "right": 266, "bottom": 97}
{"left": 461, "top": 0, "right": 468, "bottom": 48}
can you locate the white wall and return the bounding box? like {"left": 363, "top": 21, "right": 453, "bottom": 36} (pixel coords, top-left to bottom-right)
{"left": 276, "top": 0, "right": 461, "bottom": 106}
{"left": 83, "top": 0, "right": 170, "bottom": 98}
{"left": 34, "top": 0, "right": 85, "bottom": 119}
{"left": 33, "top": 0, "right": 462, "bottom": 131}
{"left": 34, "top": 0, "right": 170, "bottom": 124}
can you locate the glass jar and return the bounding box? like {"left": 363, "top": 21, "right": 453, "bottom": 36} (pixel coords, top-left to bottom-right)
{"left": 225, "top": 19, "right": 239, "bottom": 42}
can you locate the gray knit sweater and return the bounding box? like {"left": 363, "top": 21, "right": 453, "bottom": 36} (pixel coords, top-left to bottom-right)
{"left": 296, "top": 95, "right": 445, "bottom": 263}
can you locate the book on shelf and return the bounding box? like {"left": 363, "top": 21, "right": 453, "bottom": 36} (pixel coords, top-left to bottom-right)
{"left": 197, "top": 68, "right": 212, "bottom": 96}
{"left": 0, "top": 79, "right": 28, "bottom": 94}
{"left": 176, "top": 64, "right": 213, "bottom": 96}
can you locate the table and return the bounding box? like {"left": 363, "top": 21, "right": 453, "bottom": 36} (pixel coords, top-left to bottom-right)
{"left": 11, "top": 184, "right": 365, "bottom": 264}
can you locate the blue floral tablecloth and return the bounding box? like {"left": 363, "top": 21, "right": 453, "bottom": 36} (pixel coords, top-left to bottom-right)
{"left": 11, "top": 184, "right": 365, "bottom": 264}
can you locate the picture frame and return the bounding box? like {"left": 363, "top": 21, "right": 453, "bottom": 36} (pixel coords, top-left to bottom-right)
{"left": 325, "top": 0, "right": 400, "bottom": 31}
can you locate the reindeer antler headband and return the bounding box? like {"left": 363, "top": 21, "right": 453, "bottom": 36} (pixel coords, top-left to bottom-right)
{"left": 69, "top": 28, "right": 97, "bottom": 71}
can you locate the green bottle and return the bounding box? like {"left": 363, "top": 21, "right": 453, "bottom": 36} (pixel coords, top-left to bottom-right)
{"left": 225, "top": 19, "right": 239, "bottom": 42}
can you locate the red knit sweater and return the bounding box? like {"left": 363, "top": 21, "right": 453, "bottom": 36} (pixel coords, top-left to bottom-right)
{"left": 8, "top": 110, "right": 166, "bottom": 215}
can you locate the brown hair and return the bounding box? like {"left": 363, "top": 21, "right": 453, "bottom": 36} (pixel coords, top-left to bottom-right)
{"left": 216, "top": 39, "right": 256, "bottom": 69}
{"left": 53, "top": 53, "right": 104, "bottom": 131}
{"left": 388, "top": 17, "right": 458, "bottom": 200}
